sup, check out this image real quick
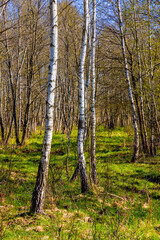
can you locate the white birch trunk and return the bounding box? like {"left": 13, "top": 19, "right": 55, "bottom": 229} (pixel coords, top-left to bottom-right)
{"left": 84, "top": 0, "right": 91, "bottom": 142}
{"left": 78, "top": 0, "right": 89, "bottom": 193}
{"left": 117, "top": 0, "right": 139, "bottom": 162}
{"left": 31, "top": 0, "right": 58, "bottom": 213}
{"left": 90, "top": 0, "right": 97, "bottom": 184}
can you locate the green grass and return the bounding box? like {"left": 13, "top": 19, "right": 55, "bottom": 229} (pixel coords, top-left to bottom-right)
{"left": 0, "top": 127, "right": 160, "bottom": 239}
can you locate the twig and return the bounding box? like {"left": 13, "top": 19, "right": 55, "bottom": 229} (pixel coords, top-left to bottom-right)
{"left": 107, "top": 192, "right": 125, "bottom": 200}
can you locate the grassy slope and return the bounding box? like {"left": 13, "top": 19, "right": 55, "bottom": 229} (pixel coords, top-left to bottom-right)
{"left": 0, "top": 127, "right": 160, "bottom": 239}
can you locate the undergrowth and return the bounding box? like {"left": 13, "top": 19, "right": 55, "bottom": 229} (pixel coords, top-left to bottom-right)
{"left": 0, "top": 127, "right": 160, "bottom": 239}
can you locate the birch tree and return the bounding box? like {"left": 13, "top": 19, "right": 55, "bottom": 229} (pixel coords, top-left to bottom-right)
{"left": 117, "top": 0, "right": 139, "bottom": 162}
{"left": 84, "top": 0, "right": 91, "bottom": 142}
{"left": 78, "top": 0, "right": 90, "bottom": 193}
{"left": 30, "top": 0, "right": 58, "bottom": 213}
{"left": 90, "top": 0, "right": 97, "bottom": 184}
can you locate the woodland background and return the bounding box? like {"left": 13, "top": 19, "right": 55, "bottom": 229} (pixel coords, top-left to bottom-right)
{"left": 0, "top": 0, "right": 160, "bottom": 239}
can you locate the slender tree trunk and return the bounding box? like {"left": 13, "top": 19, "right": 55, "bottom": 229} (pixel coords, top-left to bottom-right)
{"left": 17, "top": 3, "right": 21, "bottom": 135}
{"left": 90, "top": 0, "right": 97, "bottom": 184}
{"left": 19, "top": 76, "right": 22, "bottom": 134}
{"left": 78, "top": 0, "right": 90, "bottom": 193}
{"left": 0, "top": 115, "right": 4, "bottom": 142}
{"left": 117, "top": 0, "right": 139, "bottom": 162}
{"left": 5, "top": 115, "right": 13, "bottom": 144}
{"left": 21, "top": 54, "right": 33, "bottom": 145}
{"left": 8, "top": 57, "right": 20, "bottom": 145}
{"left": 84, "top": 0, "right": 91, "bottom": 142}
{"left": 31, "top": 0, "right": 58, "bottom": 213}
{"left": 0, "top": 66, "right": 4, "bottom": 142}
{"left": 133, "top": 0, "right": 149, "bottom": 154}
{"left": 147, "top": 0, "right": 155, "bottom": 156}
{"left": 129, "top": 59, "right": 145, "bottom": 153}
{"left": 65, "top": 40, "right": 71, "bottom": 180}
{"left": 21, "top": 0, "right": 39, "bottom": 144}
{"left": 153, "top": 99, "right": 160, "bottom": 134}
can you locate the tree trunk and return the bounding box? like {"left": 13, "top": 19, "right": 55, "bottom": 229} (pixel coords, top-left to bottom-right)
{"left": 84, "top": 0, "right": 91, "bottom": 143}
{"left": 117, "top": 0, "right": 139, "bottom": 163}
{"left": 21, "top": 54, "right": 33, "bottom": 145}
{"left": 0, "top": 66, "right": 4, "bottom": 142}
{"left": 147, "top": 0, "right": 155, "bottom": 156}
{"left": 133, "top": 0, "right": 149, "bottom": 154}
{"left": 31, "top": 0, "right": 58, "bottom": 213}
{"left": 90, "top": 0, "right": 97, "bottom": 184}
{"left": 5, "top": 115, "right": 13, "bottom": 144}
{"left": 78, "top": 0, "right": 89, "bottom": 193}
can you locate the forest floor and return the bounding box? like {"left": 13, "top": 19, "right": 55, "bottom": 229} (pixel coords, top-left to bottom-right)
{"left": 0, "top": 127, "right": 160, "bottom": 239}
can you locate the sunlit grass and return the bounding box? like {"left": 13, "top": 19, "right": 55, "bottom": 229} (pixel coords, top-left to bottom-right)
{"left": 0, "top": 127, "right": 160, "bottom": 239}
